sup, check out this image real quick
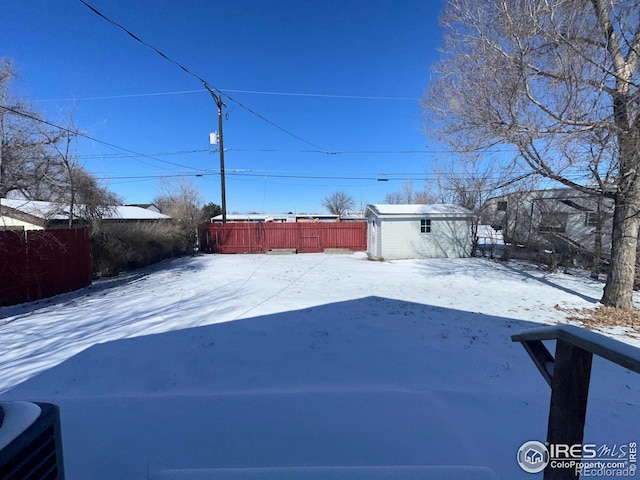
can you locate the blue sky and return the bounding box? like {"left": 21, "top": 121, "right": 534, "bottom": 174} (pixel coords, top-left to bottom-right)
{"left": 3, "top": 0, "right": 445, "bottom": 213}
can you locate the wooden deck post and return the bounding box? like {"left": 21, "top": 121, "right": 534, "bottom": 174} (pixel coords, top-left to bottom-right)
{"left": 544, "top": 339, "right": 593, "bottom": 480}
{"left": 513, "top": 325, "right": 640, "bottom": 480}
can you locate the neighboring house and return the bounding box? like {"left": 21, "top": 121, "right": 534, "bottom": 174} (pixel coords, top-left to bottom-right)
{"left": 211, "top": 212, "right": 365, "bottom": 223}
{"left": 336, "top": 211, "right": 366, "bottom": 222}
{"left": 211, "top": 213, "right": 297, "bottom": 223}
{"left": 125, "top": 203, "right": 162, "bottom": 213}
{"left": 476, "top": 224, "right": 504, "bottom": 257}
{"left": 365, "top": 204, "right": 473, "bottom": 260}
{"left": 0, "top": 198, "right": 170, "bottom": 231}
{"left": 484, "top": 188, "right": 614, "bottom": 257}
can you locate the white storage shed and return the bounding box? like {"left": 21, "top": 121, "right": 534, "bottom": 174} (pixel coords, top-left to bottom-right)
{"left": 365, "top": 204, "right": 473, "bottom": 260}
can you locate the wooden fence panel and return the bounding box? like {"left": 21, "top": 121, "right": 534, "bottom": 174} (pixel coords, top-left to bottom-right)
{"left": 198, "top": 222, "right": 367, "bottom": 254}
{"left": 264, "top": 224, "right": 299, "bottom": 251}
{"left": 320, "top": 223, "right": 369, "bottom": 250}
{"left": 297, "top": 224, "right": 321, "bottom": 253}
{"left": 0, "top": 231, "right": 30, "bottom": 306}
{"left": 0, "top": 228, "right": 91, "bottom": 307}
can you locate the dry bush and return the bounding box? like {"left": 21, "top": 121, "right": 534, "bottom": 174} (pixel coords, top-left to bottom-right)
{"left": 91, "top": 220, "right": 187, "bottom": 277}
{"left": 558, "top": 305, "right": 640, "bottom": 336}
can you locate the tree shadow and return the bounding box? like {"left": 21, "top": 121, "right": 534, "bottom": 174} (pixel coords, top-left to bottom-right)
{"left": 499, "top": 261, "right": 601, "bottom": 304}
{"left": 0, "top": 256, "right": 205, "bottom": 322}
{"left": 410, "top": 257, "right": 601, "bottom": 305}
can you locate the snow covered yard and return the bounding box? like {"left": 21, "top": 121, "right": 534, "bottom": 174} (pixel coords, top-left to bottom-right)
{"left": 0, "top": 253, "right": 638, "bottom": 479}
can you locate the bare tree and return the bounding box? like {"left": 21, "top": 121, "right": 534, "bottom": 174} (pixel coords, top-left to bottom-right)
{"left": 384, "top": 179, "right": 436, "bottom": 204}
{"left": 44, "top": 116, "right": 120, "bottom": 226}
{"left": 434, "top": 156, "right": 524, "bottom": 256}
{"left": 0, "top": 59, "right": 64, "bottom": 199}
{"left": 423, "top": 0, "right": 640, "bottom": 309}
{"left": 322, "top": 190, "right": 355, "bottom": 216}
{"left": 154, "top": 177, "right": 206, "bottom": 254}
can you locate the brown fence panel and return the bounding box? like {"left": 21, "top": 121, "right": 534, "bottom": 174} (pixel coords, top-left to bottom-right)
{"left": 0, "top": 228, "right": 91, "bottom": 307}
{"left": 263, "top": 224, "right": 298, "bottom": 251}
{"left": 209, "top": 223, "right": 262, "bottom": 254}
{"left": 0, "top": 231, "right": 30, "bottom": 306}
{"left": 297, "top": 224, "right": 321, "bottom": 252}
{"left": 198, "top": 222, "right": 367, "bottom": 254}
{"left": 320, "top": 222, "right": 367, "bottom": 251}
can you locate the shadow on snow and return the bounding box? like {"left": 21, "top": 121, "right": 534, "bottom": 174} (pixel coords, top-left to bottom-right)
{"left": 1, "top": 297, "right": 638, "bottom": 480}
{"left": 0, "top": 256, "right": 206, "bottom": 322}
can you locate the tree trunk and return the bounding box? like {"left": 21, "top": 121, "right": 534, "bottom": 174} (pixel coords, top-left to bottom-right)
{"left": 590, "top": 198, "right": 603, "bottom": 280}
{"left": 601, "top": 178, "right": 640, "bottom": 310}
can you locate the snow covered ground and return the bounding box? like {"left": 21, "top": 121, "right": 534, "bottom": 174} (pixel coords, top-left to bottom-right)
{"left": 0, "top": 252, "right": 638, "bottom": 479}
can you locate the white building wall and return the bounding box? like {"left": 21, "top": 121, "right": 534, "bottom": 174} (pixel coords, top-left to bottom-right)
{"left": 0, "top": 216, "right": 43, "bottom": 231}
{"left": 379, "top": 217, "right": 471, "bottom": 259}
{"left": 367, "top": 218, "right": 382, "bottom": 258}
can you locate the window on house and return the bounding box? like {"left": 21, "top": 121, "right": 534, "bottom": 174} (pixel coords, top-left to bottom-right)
{"left": 497, "top": 201, "right": 507, "bottom": 211}
{"left": 420, "top": 218, "right": 431, "bottom": 233}
{"left": 585, "top": 211, "right": 600, "bottom": 227}
{"left": 539, "top": 211, "right": 568, "bottom": 233}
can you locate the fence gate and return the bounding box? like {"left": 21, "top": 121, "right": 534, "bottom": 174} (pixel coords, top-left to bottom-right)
{"left": 198, "top": 222, "right": 367, "bottom": 254}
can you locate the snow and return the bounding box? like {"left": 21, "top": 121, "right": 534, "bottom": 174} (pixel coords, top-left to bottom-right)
{"left": 109, "top": 205, "right": 170, "bottom": 220}
{"left": 366, "top": 204, "right": 473, "bottom": 217}
{"left": 0, "top": 198, "right": 169, "bottom": 221}
{"left": 154, "top": 465, "right": 500, "bottom": 479}
{"left": 0, "top": 253, "right": 638, "bottom": 479}
{"left": 1, "top": 198, "right": 68, "bottom": 220}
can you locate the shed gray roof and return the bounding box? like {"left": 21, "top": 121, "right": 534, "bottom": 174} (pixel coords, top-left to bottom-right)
{"left": 366, "top": 204, "right": 473, "bottom": 218}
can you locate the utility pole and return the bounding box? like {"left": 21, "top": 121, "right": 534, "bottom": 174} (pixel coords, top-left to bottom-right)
{"left": 204, "top": 83, "right": 227, "bottom": 223}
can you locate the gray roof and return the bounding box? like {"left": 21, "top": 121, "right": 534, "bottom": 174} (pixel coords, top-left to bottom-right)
{"left": 366, "top": 203, "right": 473, "bottom": 218}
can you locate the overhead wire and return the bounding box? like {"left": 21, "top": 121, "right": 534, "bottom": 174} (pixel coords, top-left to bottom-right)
{"left": 0, "top": 104, "right": 207, "bottom": 173}
{"left": 39, "top": 86, "right": 419, "bottom": 104}
{"left": 1, "top": 104, "right": 592, "bottom": 191}
{"left": 77, "top": 0, "right": 328, "bottom": 151}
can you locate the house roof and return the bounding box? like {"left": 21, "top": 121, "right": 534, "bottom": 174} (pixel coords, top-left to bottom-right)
{"left": 211, "top": 212, "right": 365, "bottom": 222}
{"left": 212, "top": 213, "right": 296, "bottom": 222}
{"left": 1, "top": 199, "right": 170, "bottom": 221}
{"left": 110, "top": 206, "right": 170, "bottom": 220}
{"left": 365, "top": 204, "right": 474, "bottom": 218}
{"left": 125, "top": 203, "right": 161, "bottom": 212}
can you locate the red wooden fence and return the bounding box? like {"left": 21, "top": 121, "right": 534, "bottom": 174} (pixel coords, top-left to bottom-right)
{"left": 0, "top": 228, "right": 92, "bottom": 307}
{"left": 198, "top": 222, "right": 367, "bottom": 254}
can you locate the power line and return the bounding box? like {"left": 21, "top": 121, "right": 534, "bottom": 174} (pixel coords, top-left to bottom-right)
{"left": 221, "top": 89, "right": 418, "bottom": 101}
{"left": 0, "top": 103, "right": 205, "bottom": 172}
{"left": 75, "top": 147, "right": 445, "bottom": 160}
{"left": 76, "top": 148, "right": 215, "bottom": 159}
{"left": 40, "top": 87, "right": 418, "bottom": 103}
{"left": 94, "top": 168, "right": 590, "bottom": 182}
{"left": 77, "top": 0, "right": 328, "bottom": 151}
{"left": 74, "top": 146, "right": 526, "bottom": 161}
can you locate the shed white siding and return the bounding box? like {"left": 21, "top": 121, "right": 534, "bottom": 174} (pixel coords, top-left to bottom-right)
{"left": 367, "top": 217, "right": 383, "bottom": 258}
{"left": 365, "top": 204, "right": 473, "bottom": 260}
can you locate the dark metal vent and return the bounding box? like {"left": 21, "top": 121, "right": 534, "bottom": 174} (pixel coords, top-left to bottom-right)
{"left": 0, "top": 403, "right": 65, "bottom": 480}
